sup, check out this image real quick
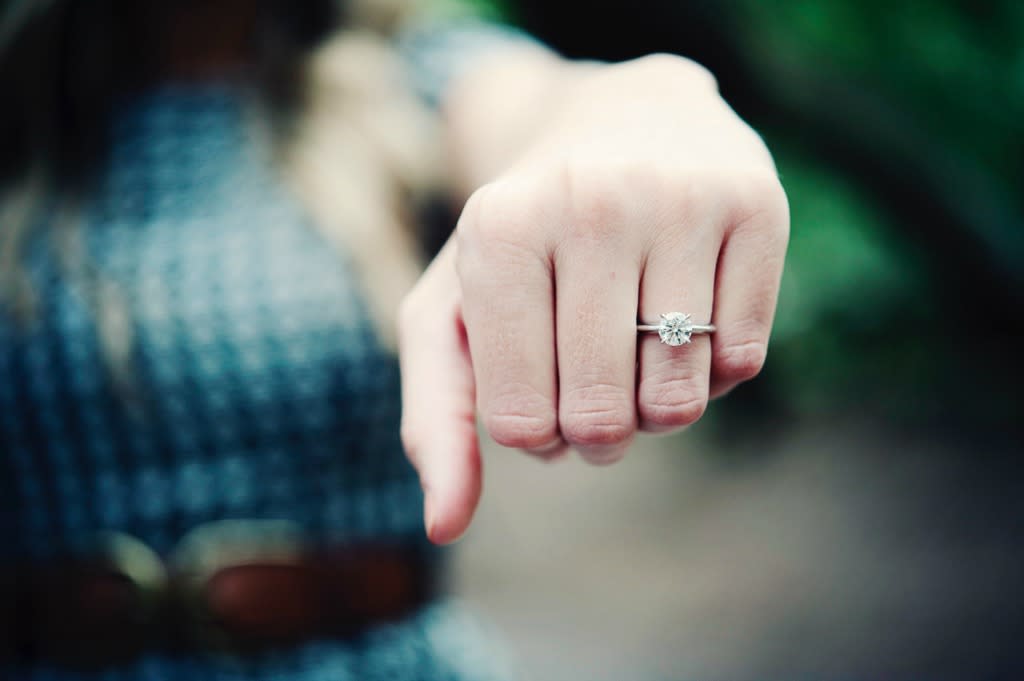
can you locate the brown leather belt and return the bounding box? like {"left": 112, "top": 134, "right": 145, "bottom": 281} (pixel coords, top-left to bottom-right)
{"left": 2, "top": 535, "right": 435, "bottom": 670}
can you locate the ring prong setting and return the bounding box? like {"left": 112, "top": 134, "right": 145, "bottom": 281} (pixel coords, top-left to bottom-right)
{"left": 657, "top": 311, "right": 694, "bottom": 346}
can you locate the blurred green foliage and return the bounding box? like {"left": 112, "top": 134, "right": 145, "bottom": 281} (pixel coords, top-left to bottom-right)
{"left": 426, "top": 0, "right": 511, "bottom": 21}
{"left": 769, "top": 149, "right": 932, "bottom": 416}
{"left": 739, "top": 1, "right": 1024, "bottom": 186}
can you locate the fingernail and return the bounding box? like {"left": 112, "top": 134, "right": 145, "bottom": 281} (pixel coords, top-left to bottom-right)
{"left": 423, "top": 494, "right": 435, "bottom": 539}
{"left": 530, "top": 438, "right": 568, "bottom": 458}
{"left": 578, "top": 443, "right": 628, "bottom": 466}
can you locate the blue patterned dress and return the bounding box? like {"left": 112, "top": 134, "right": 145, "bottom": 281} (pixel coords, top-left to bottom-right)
{"left": 0, "top": 24, "right": 522, "bottom": 680}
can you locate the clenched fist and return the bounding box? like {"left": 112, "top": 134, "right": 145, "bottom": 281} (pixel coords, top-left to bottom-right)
{"left": 399, "top": 51, "right": 789, "bottom": 544}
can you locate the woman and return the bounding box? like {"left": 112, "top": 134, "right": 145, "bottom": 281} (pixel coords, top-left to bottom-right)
{"left": 0, "top": 0, "right": 788, "bottom": 678}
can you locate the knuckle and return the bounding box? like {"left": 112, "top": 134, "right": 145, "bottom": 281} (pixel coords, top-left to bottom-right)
{"left": 460, "top": 182, "right": 533, "bottom": 242}
{"left": 667, "top": 173, "right": 720, "bottom": 224}
{"left": 640, "top": 53, "right": 718, "bottom": 89}
{"left": 751, "top": 171, "right": 788, "bottom": 215}
{"left": 454, "top": 186, "right": 493, "bottom": 247}
{"left": 560, "top": 158, "right": 627, "bottom": 241}
{"left": 559, "top": 384, "right": 634, "bottom": 447}
{"left": 608, "top": 53, "right": 718, "bottom": 94}
{"left": 714, "top": 339, "right": 768, "bottom": 383}
{"left": 633, "top": 52, "right": 687, "bottom": 72}
{"left": 484, "top": 391, "right": 559, "bottom": 450}
{"left": 736, "top": 170, "right": 790, "bottom": 239}
{"left": 618, "top": 160, "right": 677, "bottom": 202}
{"left": 455, "top": 183, "right": 490, "bottom": 234}
{"left": 486, "top": 412, "right": 560, "bottom": 450}
{"left": 455, "top": 182, "right": 543, "bottom": 269}
{"left": 638, "top": 376, "right": 708, "bottom": 428}
{"left": 561, "top": 415, "right": 634, "bottom": 448}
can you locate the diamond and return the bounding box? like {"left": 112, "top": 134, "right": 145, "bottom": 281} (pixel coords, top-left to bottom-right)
{"left": 657, "top": 312, "right": 694, "bottom": 346}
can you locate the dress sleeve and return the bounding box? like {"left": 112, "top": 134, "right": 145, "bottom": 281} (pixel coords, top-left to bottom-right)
{"left": 396, "top": 19, "right": 545, "bottom": 109}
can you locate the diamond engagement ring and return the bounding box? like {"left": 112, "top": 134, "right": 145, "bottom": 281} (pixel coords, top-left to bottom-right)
{"left": 637, "top": 312, "right": 715, "bottom": 347}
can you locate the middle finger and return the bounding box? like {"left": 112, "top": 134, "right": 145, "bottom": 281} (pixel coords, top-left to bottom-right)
{"left": 555, "top": 210, "right": 641, "bottom": 464}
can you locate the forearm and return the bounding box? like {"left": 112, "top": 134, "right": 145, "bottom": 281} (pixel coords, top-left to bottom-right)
{"left": 440, "top": 43, "right": 583, "bottom": 197}
{"left": 440, "top": 47, "right": 730, "bottom": 198}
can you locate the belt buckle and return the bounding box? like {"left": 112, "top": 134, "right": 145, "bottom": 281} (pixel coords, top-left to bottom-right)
{"left": 18, "top": 519, "right": 430, "bottom": 668}
{"left": 170, "top": 519, "right": 318, "bottom": 652}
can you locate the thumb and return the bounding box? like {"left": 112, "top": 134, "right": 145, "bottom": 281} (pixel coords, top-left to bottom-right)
{"left": 398, "top": 243, "right": 481, "bottom": 545}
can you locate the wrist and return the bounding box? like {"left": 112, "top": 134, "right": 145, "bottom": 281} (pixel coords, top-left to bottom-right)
{"left": 443, "top": 46, "right": 589, "bottom": 195}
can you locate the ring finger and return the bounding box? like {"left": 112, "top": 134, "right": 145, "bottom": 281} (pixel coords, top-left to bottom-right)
{"left": 636, "top": 227, "right": 719, "bottom": 432}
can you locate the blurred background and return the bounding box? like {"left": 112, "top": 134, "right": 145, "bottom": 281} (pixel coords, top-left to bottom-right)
{"left": 437, "top": 1, "right": 1024, "bottom": 679}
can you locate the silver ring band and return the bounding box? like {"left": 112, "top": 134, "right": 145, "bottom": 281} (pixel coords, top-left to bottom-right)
{"left": 637, "top": 312, "right": 715, "bottom": 346}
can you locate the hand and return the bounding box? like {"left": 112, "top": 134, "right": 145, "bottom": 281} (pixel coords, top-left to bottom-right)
{"left": 399, "top": 54, "right": 789, "bottom": 544}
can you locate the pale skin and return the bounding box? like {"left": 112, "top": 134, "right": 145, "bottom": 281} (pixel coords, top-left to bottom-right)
{"left": 399, "top": 44, "right": 790, "bottom": 544}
